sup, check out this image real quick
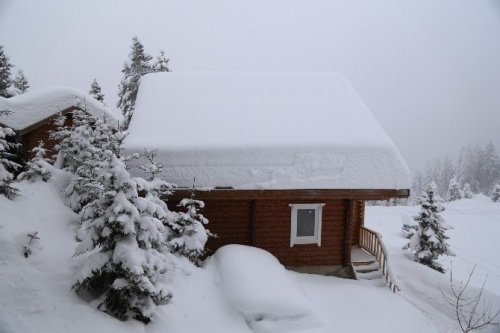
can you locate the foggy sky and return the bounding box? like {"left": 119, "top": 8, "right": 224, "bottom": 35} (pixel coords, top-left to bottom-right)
{"left": 1, "top": 0, "right": 500, "bottom": 172}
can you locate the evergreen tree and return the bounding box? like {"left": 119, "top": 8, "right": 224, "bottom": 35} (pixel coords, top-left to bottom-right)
{"left": 19, "top": 141, "right": 52, "bottom": 182}
{"left": 447, "top": 176, "right": 463, "bottom": 202}
{"left": 0, "top": 111, "right": 21, "bottom": 199}
{"left": 152, "top": 51, "right": 170, "bottom": 73}
{"left": 73, "top": 153, "right": 172, "bottom": 323}
{"left": 139, "top": 148, "right": 163, "bottom": 181}
{"left": 167, "top": 197, "right": 210, "bottom": 265}
{"left": 51, "top": 104, "right": 117, "bottom": 212}
{"left": 0, "top": 46, "right": 13, "bottom": 98}
{"left": 406, "top": 182, "right": 454, "bottom": 273}
{"left": 12, "top": 70, "right": 29, "bottom": 95}
{"left": 481, "top": 142, "right": 500, "bottom": 193}
{"left": 462, "top": 183, "right": 473, "bottom": 199}
{"left": 492, "top": 184, "right": 500, "bottom": 203}
{"left": 89, "top": 79, "right": 105, "bottom": 104}
{"left": 117, "top": 37, "right": 153, "bottom": 130}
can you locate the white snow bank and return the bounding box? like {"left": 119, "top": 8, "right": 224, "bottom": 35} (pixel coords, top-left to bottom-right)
{"left": 125, "top": 72, "right": 410, "bottom": 190}
{"left": 0, "top": 180, "right": 442, "bottom": 333}
{"left": 0, "top": 86, "right": 117, "bottom": 130}
{"left": 214, "top": 245, "right": 323, "bottom": 332}
{"left": 366, "top": 197, "right": 500, "bottom": 333}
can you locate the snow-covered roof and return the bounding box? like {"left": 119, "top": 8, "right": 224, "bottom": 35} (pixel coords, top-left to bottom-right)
{"left": 0, "top": 86, "right": 117, "bottom": 131}
{"left": 126, "top": 72, "right": 411, "bottom": 190}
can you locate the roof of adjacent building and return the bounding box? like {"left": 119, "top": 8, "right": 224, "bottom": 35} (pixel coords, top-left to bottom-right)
{"left": 125, "top": 71, "right": 411, "bottom": 190}
{"left": 0, "top": 86, "right": 117, "bottom": 131}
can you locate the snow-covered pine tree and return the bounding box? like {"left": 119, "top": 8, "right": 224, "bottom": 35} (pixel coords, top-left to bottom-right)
{"left": 89, "top": 79, "right": 105, "bottom": 104}
{"left": 12, "top": 70, "right": 29, "bottom": 95}
{"left": 117, "top": 37, "right": 153, "bottom": 130}
{"left": 50, "top": 104, "right": 117, "bottom": 212}
{"left": 492, "top": 184, "right": 500, "bottom": 203}
{"left": 0, "top": 111, "right": 21, "bottom": 199}
{"left": 0, "top": 46, "right": 14, "bottom": 98}
{"left": 167, "top": 197, "right": 210, "bottom": 265}
{"left": 74, "top": 153, "right": 172, "bottom": 323}
{"left": 482, "top": 142, "right": 500, "bottom": 193}
{"left": 152, "top": 51, "right": 170, "bottom": 73}
{"left": 447, "top": 176, "right": 463, "bottom": 202}
{"left": 462, "top": 183, "right": 473, "bottom": 199}
{"left": 19, "top": 141, "right": 52, "bottom": 182}
{"left": 140, "top": 148, "right": 163, "bottom": 181}
{"left": 406, "top": 182, "right": 453, "bottom": 273}
{"left": 164, "top": 181, "right": 210, "bottom": 265}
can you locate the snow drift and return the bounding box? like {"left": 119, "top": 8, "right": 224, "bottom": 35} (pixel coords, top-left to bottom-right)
{"left": 214, "top": 245, "right": 323, "bottom": 332}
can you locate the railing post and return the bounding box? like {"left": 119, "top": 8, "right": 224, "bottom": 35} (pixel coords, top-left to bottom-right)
{"left": 358, "top": 226, "right": 399, "bottom": 293}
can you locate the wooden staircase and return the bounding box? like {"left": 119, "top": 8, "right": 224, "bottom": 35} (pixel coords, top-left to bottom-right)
{"left": 352, "top": 226, "right": 400, "bottom": 292}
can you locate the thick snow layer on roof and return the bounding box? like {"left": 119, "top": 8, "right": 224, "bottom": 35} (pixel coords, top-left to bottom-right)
{"left": 126, "top": 72, "right": 411, "bottom": 189}
{"left": 0, "top": 86, "right": 116, "bottom": 130}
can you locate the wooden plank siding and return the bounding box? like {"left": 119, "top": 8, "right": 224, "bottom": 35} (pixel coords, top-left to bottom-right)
{"left": 18, "top": 109, "right": 74, "bottom": 161}
{"left": 167, "top": 195, "right": 356, "bottom": 266}
{"left": 252, "top": 199, "right": 346, "bottom": 266}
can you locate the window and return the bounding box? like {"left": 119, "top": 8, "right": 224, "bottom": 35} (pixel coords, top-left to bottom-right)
{"left": 289, "top": 203, "right": 325, "bottom": 247}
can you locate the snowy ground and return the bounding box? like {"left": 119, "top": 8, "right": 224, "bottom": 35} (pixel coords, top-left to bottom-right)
{"left": 366, "top": 196, "right": 500, "bottom": 333}
{"left": 1, "top": 181, "right": 498, "bottom": 332}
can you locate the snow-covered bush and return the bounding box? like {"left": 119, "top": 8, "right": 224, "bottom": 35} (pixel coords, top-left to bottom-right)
{"left": 447, "top": 176, "right": 463, "bottom": 201}
{"left": 491, "top": 184, "right": 500, "bottom": 203}
{"left": 0, "top": 110, "right": 21, "bottom": 199}
{"left": 19, "top": 141, "right": 52, "bottom": 182}
{"left": 73, "top": 153, "right": 172, "bottom": 323}
{"left": 462, "top": 183, "right": 473, "bottom": 199}
{"left": 405, "top": 182, "right": 454, "bottom": 273}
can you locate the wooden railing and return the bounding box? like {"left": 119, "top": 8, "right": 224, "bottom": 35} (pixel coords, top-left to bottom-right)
{"left": 359, "top": 226, "right": 400, "bottom": 293}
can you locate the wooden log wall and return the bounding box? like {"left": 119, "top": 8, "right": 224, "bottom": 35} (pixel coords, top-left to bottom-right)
{"left": 168, "top": 196, "right": 353, "bottom": 267}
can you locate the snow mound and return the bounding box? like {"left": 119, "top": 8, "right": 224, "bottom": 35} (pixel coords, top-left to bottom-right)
{"left": 125, "top": 71, "right": 410, "bottom": 190}
{"left": 0, "top": 86, "right": 117, "bottom": 130}
{"left": 214, "top": 245, "right": 323, "bottom": 332}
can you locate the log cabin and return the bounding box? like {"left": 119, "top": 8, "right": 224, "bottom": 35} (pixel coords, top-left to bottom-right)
{"left": 125, "top": 71, "right": 411, "bottom": 284}
{"left": 0, "top": 87, "right": 116, "bottom": 162}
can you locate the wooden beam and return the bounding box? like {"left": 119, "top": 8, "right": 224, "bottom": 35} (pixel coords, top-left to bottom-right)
{"left": 343, "top": 200, "right": 353, "bottom": 266}
{"left": 249, "top": 200, "right": 256, "bottom": 246}
{"left": 170, "top": 188, "right": 410, "bottom": 201}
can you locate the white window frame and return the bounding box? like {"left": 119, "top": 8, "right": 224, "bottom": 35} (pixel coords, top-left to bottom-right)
{"left": 289, "top": 203, "right": 325, "bottom": 247}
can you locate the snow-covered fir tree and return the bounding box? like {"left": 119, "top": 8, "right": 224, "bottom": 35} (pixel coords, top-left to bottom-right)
{"left": 117, "top": 37, "right": 153, "bottom": 129}
{"left": 462, "top": 183, "right": 473, "bottom": 199}
{"left": 406, "top": 182, "right": 453, "bottom": 273}
{"left": 165, "top": 183, "right": 210, "bottom": 265}
{"left": 0, "top": 111, "right": 21, "bottom": 199}
{"left": 51, "top": 105, "right": 117, "bottom": 212}
{"left": 140, "top": 148, "right": 163, "bottom": 181}
{"left": 12, "top": 70, "right": 29, "bottom": 95}
{"left": 19, "top": 141, "right": 52, "bottom": 182}
{"left": 0, "top": 45, "right": 13, "bottom": 98}
{"left": 447, "top": 176, "right": 463, "bottom": 201}
{"left": 492, "top": 184, "right": 500, "bottom": 203}
{"left": 152, "top": 51, "right": 170, "bottom": 73}
{"left": 89, "top": 79, "right": 105, "bottom": 104}
{"left": 73, "top": 153, "right": 172, "bottom": 323}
